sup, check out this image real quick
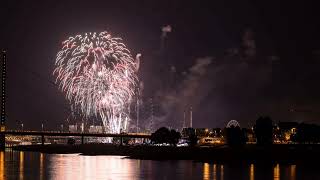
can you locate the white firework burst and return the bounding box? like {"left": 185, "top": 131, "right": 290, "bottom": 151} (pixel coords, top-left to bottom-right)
{"left": 54, "top": 31, "right": 139, "bottom": 133}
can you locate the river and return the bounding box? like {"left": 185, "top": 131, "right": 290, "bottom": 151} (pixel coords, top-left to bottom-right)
{"left": 0, "top": 150, "right": 319, "bottom": 179}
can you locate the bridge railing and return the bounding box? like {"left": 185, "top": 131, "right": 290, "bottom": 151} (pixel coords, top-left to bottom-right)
{"left": 1, "top": 130, "right": 151, "bottom": 138}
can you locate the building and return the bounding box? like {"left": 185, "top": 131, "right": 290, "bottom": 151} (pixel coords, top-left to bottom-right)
{"left": 198, "top": 137, "right": 222, "bottom": 145}
{"left": 274, "top": 122, "right": 298, "bottom": 143}
{"left": 68, "top": 125, "right": 78, "bottom": 133}
{"left": 88, "top": 125, "right": 103, "bottom": 133}
{"left": 181, "top": 127, "right": 224, "bottom": 145}
{"left": 244, "top": 128, "right": 256, "bottom": 143}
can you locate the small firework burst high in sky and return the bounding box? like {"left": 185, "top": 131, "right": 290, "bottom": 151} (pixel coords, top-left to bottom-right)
{"left": 53, "top": 31, "right": 140, "bottom": 133}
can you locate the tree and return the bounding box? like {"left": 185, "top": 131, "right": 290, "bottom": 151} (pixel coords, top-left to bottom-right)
{"left": 292, "top": 123, "right": 320, "bottom": 144}
{"left": 168, "top": 129, "right": 181, "bottom": 146}
{"left": 225, "top": 126, "right": 245, "bottom": 146}
{"left": 187, "top": 134, "right": 198, "bottom": 147}
{"left": 255, "top": 116, "right": 273, "bottom": 145}
{"left": 151, "top": 127, "right": 181, "bottom": 146}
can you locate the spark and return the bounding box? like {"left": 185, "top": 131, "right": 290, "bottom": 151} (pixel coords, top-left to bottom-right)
{"left": 54, "top": 31, "right": 140, "bottom": 133}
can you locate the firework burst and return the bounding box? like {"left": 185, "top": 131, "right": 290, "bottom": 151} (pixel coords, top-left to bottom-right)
{"left": 54, "top": 31, "right": 139, "bottom": 133}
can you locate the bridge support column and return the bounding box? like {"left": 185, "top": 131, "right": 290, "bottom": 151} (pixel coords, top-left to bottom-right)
{"left": 41, "top": 135, "right": 45, "bottom": 145}
{"left": 81, "top": 135, "right": 84, "bottom": 144}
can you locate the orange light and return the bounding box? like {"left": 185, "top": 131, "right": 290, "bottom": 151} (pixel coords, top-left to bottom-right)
{"left": 220, "top": 165, "right": 224, "bottom": 180}
{"left": 213, "top": 164, "right": 217, "bottom": 180}
{"left": 273, "top": 164, "right": 280, "bottom": 180}
{"left": 19, "top": 151, "right": 24, "bottom": 180}
{"left": 250, "top": 164, "right": 254, "bottom": 180}
{"left": 40, "top": 153, "right": 44, "bottom": 180}
{"left": 203, "top": 163, "right": 210, "bottom": 180}
{"left": 290, "top": 165, "right": 296, "bottom": 180}
{"left": 0, "top": 151, "right": 4, "bottom": 179}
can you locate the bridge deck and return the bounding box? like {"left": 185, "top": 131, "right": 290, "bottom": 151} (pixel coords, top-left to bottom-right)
{"left": 0, "top": 130, "right": 151, "bottom": 138}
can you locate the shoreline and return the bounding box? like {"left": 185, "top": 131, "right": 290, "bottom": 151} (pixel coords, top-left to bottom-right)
{"left": 9, "top": 144, "right": 320, "bottom": 163}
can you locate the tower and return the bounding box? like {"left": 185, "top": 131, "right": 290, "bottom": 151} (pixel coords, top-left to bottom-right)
{"left": 190, "top": 106, "right": 193, "bottom": 128}
{"left": 0, "top": 50, "right": 6, "bottom": 149}
{"left": 149, "top": 97, "right": 154, "bottom": 132}
{"left": 136, "top": 87, "right": 140, "bottom": 133}
{"left": 183, "top": 110, "right": 186, "bottom": 128}
{"left": 1, "top": 51, "right": 6, "bottom": 128}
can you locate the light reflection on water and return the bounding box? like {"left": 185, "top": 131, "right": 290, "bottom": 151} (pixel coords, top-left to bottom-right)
{"left": 0, "top": 151, "right": 4, "bottom": 179}
{"left": 290, "top": 165, "right": 296, "bottom": 180}
{"left": 274, "top": 164, "right": 280, "bottom": 180}
{"left": 220, "top": 165, "right": 224, "bottom": 180}
{"left": 19, "top": 151, "right": 24, "bottom": 180}
{"left": 203, "top": 163, "right": 210, "bottom": 180}
{"left": 203, "top": 163, "right": 223, "bottom": 180}
{"left": 40, "top": 153, "right": 44, "bottom": 180}
{"left": 0, "top": 150, "right": 319, "bottom": 180}
{"left": 250, "top": 164, "right": 254, "bottom": 180}
{"left": 213, "top": 164, "right": 217, "bottom": 180}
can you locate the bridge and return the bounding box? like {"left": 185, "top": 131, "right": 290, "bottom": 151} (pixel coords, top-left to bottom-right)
{"left": 0, "top": 130, "right": 151, "bottom": 147}
{"left": 0, "top": 51, "right": 151, "bottom": 149}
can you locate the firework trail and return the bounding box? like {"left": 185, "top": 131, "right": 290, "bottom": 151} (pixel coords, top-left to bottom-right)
{"left": 54, "top": 31, "right": 139, "bottom": 133}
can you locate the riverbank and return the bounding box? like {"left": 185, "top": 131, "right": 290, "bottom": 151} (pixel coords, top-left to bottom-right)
{"left": 11, "top": 144, "right": 320, "bottom": 162}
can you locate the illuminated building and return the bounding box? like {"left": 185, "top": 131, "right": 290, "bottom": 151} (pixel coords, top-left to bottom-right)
{"left": 181, "top": 127, "right": 224, "bottom": 145}
{"left": 274, "top": 122, "right": 298, "bottom": 143}
{"left": 88, "top": 125, "right": 103, "bottom": 133}
{"left": 68, "top": 125, "right": 78, "bottom": 133}
{"left": 245, "top": 128, "right": 256, "bottom": 143}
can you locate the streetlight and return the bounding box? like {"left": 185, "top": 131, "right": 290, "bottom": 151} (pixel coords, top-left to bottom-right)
{"left": 41, "top": 123, "right": 44, "bottom": 131}
{"left": 21, "top": 123, "right": 24, "bottom": 131}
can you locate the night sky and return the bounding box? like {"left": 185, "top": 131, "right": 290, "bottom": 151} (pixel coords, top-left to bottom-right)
{"left": 1, "top": 0, "right": 320, "bottom": 130}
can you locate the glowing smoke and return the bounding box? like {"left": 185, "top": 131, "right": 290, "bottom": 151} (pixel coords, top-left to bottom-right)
{"left": 161, "top": 25, "right": 172, "bottom": 38}
{"left": 160, "top": 25, "right": 172, "bottom": 51}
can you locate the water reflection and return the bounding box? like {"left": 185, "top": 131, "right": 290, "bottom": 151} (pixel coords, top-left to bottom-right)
{"left": 290, "top": 165, "right": 296, "bottom": 180}
{"left": 250, "top": 164, "right": 254, "bottom": 180}
{"left": 0, "top": 151, "right": 310, "bottom": 180}
{"left": 274, "top": 163, "right": 280, "bottom": 180}
{"left": 19, "top": 151, "right": 24, "bottom": 180}
{"left": 52, "top": 154, "right": 135, "bottom": 179}
{"left": 203, "top": 163, "right": 224, "bottom": 180}
{"left": 220, "top": 165, "right": 224, "bottom": 180}
{"left": 213, "top": 164, "right": 217, "bottom": 180}
{"left": 0, "top": 151, "right": 4, "bottom": 179}
{"left": 203, "top": 163, "right": 210, "bottom": 180}
{"left": 40, "top": 153, "right": 44, "bottom": 180}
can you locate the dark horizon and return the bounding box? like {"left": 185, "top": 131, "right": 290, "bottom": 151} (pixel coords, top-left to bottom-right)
{"left": 1, "top": 0, "right": 320, "bottom": 130}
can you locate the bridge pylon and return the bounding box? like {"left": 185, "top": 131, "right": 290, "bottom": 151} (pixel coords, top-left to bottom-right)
{"left": 0, "top": 50, "right": 7, "bottom": 150}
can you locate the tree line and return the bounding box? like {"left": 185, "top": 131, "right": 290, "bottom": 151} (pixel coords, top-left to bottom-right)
{"left": 149, "top": 116, "right": 320, "bottom": 146}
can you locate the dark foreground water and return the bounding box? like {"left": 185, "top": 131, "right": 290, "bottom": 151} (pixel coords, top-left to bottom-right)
{"left": 1, "top": 150, "right": 320, "bottom": 180}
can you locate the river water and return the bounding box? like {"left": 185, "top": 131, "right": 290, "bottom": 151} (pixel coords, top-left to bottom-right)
{"left": 0, "top": 150, "right": 319, "bottom": 180}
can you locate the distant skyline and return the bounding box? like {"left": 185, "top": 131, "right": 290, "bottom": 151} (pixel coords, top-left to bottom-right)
{"left": 1, "top": 1, "right": 320, "bottom": 130}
